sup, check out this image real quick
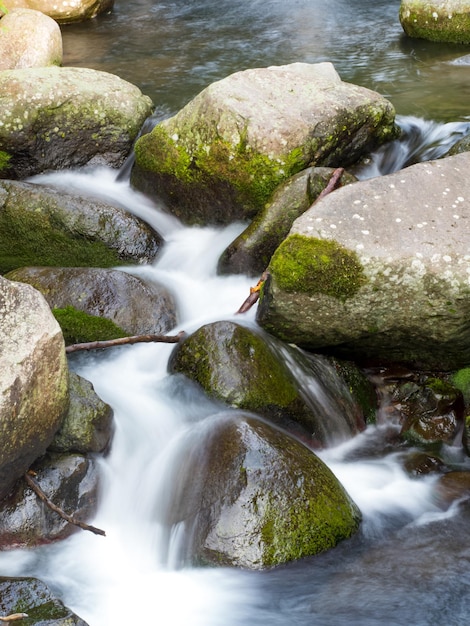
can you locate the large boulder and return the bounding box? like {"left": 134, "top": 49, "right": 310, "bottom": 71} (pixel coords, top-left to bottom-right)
{"left": 257, "top": 152, "right": 470, "bottom": 370}
{"left": 2, "top": 0, "right": 113, "bottom": 23}
{"left": 169, "top": 321, "right": 366, "bottom": 447}
{"left": 0, "top": 577, "right": 88, "bottom": 625}
{"left": 0, "top": 180, "right": 162, "bottom": 274}
{"left": 163, "top": 412, "right": 361, "bottom": 569}
{"left": 132, "top": 62, "right": 398, "bottom": 225}
{"left": 0, "top": 8, "right": 62, "bottom": 70}
{"left": 400, "top": 0, "right": 470, "bottom": 43}
{"left": 6, "top": 266, "right": 177, "bottom": 336}
{"left": 218, "top": 167, "right": 357, "bottom": 276}
{"left": 0, "top": 66, "right": 153, "bottom": 178}
{"left": 0, "top": 276, "right": 68, "bottom": 501}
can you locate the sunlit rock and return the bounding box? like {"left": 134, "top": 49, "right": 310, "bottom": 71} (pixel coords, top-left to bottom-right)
{"left": 2, "top": 0, "right": 113, "bottom": 23}
{"left": 0, "top": 276, "right": 68, "bottom": 501}
{"left": 0, "top": 180, "right": 161, "bottom": 274}
{"left": 257, "top": 152, "right": 470, "bottom": 370}
{"left": 0, "top": 8, "right": 62, "bottom": 70}
{"left": 400, "top": 0, "right": 470, "bottom": 44}
{"left": 217, "top": 166, "right": 357, "bottom": 276}
{"left": 6, "top": 266, "right": 177, "bottom": 340}
{"left": 169, "top": 320, "right": 367, "bottom": 448}
{"left": 0, "top": 66, "right": 153, "bottom": 178}
{"left": 163, "top": 412, "right": 361, "bottom": 569}
{"left": 132, "top": 62, "right": 398, "bottom": 225}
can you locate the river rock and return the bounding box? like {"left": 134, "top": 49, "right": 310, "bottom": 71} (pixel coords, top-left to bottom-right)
{"left": 6, "top": 266, "right": 177, "bottom": 336}
{"left": 0, "top": 8, "right": 62, "bottom": 70}
{"left": 0, "top": 276, "right": 68, "bottom": 501}
{"left": 0, "top": 577, "right": 88, "bottom": 625}
{"left": 257, "top": 152, "right": 470, "bottom": 370}
{"left": 164, "top": 412, "right": 361, "bottom": 569}
{"left": 2, "top": 0, "right": 113, "bottom": 23}
{"left": 0, "top": 452, "right": 100, "bottom": 547}
{"left": 169, "top": 320, "right": 366, "bottom": 448}
{"left": 399, "top": 0, "right": 470, "bottom": 43}
{"left": 49, "top": 372, "right": 113, "bottom": 454}
{"left": 218, "top": 167, "right": 357, "bottom": 276}
{"left": 0, "top": 180, "right": 161, "bottom": 274}
{"left": 448, "top": 132, "right": 470, "bottom": 155}
{"left": 0, "top": 66, "right": 153, "bottom": 178}
{"left": 131, "top": 62, "right": 398, "bottom": 226}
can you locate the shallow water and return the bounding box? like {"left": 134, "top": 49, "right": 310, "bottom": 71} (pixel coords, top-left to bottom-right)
{"left": 2, "top": 1, "right": 470, "bottom": 624}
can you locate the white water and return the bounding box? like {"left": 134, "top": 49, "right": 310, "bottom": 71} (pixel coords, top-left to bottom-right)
{"left": 0, "top": 166, "right": 463, "bottom": 625}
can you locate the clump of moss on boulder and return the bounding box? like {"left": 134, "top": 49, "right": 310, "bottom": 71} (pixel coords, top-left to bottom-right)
{"left": 53, "top": 305, "right": 127, "bottom": 345}
{"left": 400, "top": 0, "right": 470, "bottom": 43}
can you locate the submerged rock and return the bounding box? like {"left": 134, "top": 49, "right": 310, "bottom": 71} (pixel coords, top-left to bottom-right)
{"left": 0, "top": 276, "right": 68, "bottom": 501}
{"left": 0, "top": 452, "right": 100, "bottom": 547}
{"left": 257, "top": 152, "right": 470, "bottom": 370}
{"left": 217, "top": 166, "right": 357, "bottom": 276}
{"left": 400, "top": 0, "right": 470, "bottom": 44}
{"left": 132, "top": 62, "right": 397, "bottom": 225}
{"left": 0, "top": 8, "right": 62, "bottom": 70}
{"left": 169, "top": 320, "right": 366, "bottom": 447}
{"left": 164, "top": 412, "right": 361, "bottom": 569}
{"left": 0, "top": 576, "right": 88, "bottom": 625}
{"left": 0, "top": 180, "right": 161, "bottom": 274}
{"left": 0, "top": 66, "right": 152, "bottom": 178}
{"left": 6, "top": 266, "right": 177, "bottom": 337}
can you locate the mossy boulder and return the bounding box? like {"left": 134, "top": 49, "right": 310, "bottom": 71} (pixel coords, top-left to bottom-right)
{"left": 448, "top": 133, "right": 470, "bottom": 155}
{"left": 399, "top": 0, "right": 470, "bottom": 43}
{"left": 257, "top": 152, "right": 470, "bottom": 370}
{"left": 0, "top": 180, "right": 161, "bottom": 274}
{"left": 132, "top": 62, "right": 397, "bottom": 226}
{"left": 0, "top": 452, "right": 99, "bottom": 547}
{"left": 169, "top": 320, "right": 366, "bottom": 447}
{"left": 217, "top": 167, "right": 357, "bottom": 276}
{"left": 163, "top": 412, "right": 361, "bottom": 569}
{"left": 0, "top": 66, "right": 152, "bottom": 178}
{"left": 0, "top": 275, "right": 68, "bottom": 501}
{"left": 6, "top": 266, "right": 177, "bottom": 337}
{"left": 0, "top": 577, "right": 88, "bottom": 625}
{"left": 49, "top": 372, "right": 113, "bottom": 454}
{"left": 0, "top": 8, "right": 62, "bottom": 70}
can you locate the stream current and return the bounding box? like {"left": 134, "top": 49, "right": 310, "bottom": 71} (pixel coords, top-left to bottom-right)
{"left": 2, "top": 1, "right": 470, "bottom": 624}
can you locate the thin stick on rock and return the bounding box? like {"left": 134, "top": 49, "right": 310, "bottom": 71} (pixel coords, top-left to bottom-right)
{"left": 24, "top": 472, "right": 106, "bottom": 537}
{"left": 65, "top": 331, "right": 185, "bottom": 354}
{"left": 0, "top": 615, "right": 29, "bottom": 622}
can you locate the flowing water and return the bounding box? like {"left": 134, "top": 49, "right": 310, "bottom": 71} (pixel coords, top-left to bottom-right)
{"left": 2, "top": 1, "right": 470, "bottom": 624}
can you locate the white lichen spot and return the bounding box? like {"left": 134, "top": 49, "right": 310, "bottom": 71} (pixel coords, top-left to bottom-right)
{"left": 416, "top": 252, "right": 423, "bottom": 259}
{"left": 443, "top": 255, "right": 452, "bottom": 263}
{"left": 432, "top": 11, "right": 438, "bottom": 18}
{"left": 330, "top": 224, "right": 337, "bottom": 229}
{"left": 396, "top": 218, "right": 402, "bottom": 223}
{"left": 315, "top": 217, "right": 323, "bottom": 222}
{"left": 431, "top": 254, "right": 441, "bottom": 263}
{"left": 389, "top": 183, "right": 395, "bottom": 189}
{"left": 172, "top": 133, "right": 179, "bottom": 142}
{"left": 453, "top": 215, "right": 460, "bottom": 219}
{"left": 352, "top": 213, "right": 364, "bottom": 220}
{"left": 356, "top": 243, "right": 364, "bottom": 250}
{"left": 353, "top": 200, "right": 361, "bottom": 205}
{"left": 361, "top": 230, "right": 370, "bottom": 235}
{"left": 458, "top": 196, "right": 464, "bottom": 202}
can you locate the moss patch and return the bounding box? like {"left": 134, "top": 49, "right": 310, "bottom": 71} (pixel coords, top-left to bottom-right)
{"left": 53, "top": 305, "right": 127, "bottom": 345}
{"left": 135, "top": 124, "right": 305, "bottom": 213}
{"left": 0, "top": 202, "right": 123, "bottom": 274}
{"left": 400, "top": 4, "right": 470, "bottom": 43}
{"left": 269, "top": 234, "right": 367, "bottom": 300}
{"left": 0, "top": 150, "right": 11, "bottom": 173}
{"left": 452, "top": 367, "right": 470, "bottom": 405}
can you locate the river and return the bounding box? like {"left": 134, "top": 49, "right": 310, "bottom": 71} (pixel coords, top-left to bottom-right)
{"left": 2, "top": 1, "right": 470, "bottom": 625}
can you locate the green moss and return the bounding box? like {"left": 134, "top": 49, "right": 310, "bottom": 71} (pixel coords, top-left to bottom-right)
{"left": 269, "top": 234, "right": 367, "bottom": 300}
{"left": 135, "top": 123, "right": 305, "bottom": 212}
{"left": 452, "top": 367, "right": 470, "bottom": 405}
{"left": 0, "top": 150, "right": 11, "bottom": 172}
{"left": 52, "top": 305, "right": 127, "bottom": 345}
{"left": 400, "top": 5, "right": 470, "bottom": 43}
{"left": 0, "top": 203, "right": 123, "bottom": 274}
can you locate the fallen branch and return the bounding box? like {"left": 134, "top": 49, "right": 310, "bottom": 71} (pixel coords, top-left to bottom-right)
{"left": 24, "top": 472, "right": 106, "bottom": 537}
{"left": 236, "top": 271, "right": 269, "bottom": 315}
{"left": 65, "top": 330, "right": 185, "bottom": 354}
{"left": 236, "top": 167, "right": 345, "bottom": 315}
{"left": 0, "top": 615, "right": 29, "bottom": 622}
